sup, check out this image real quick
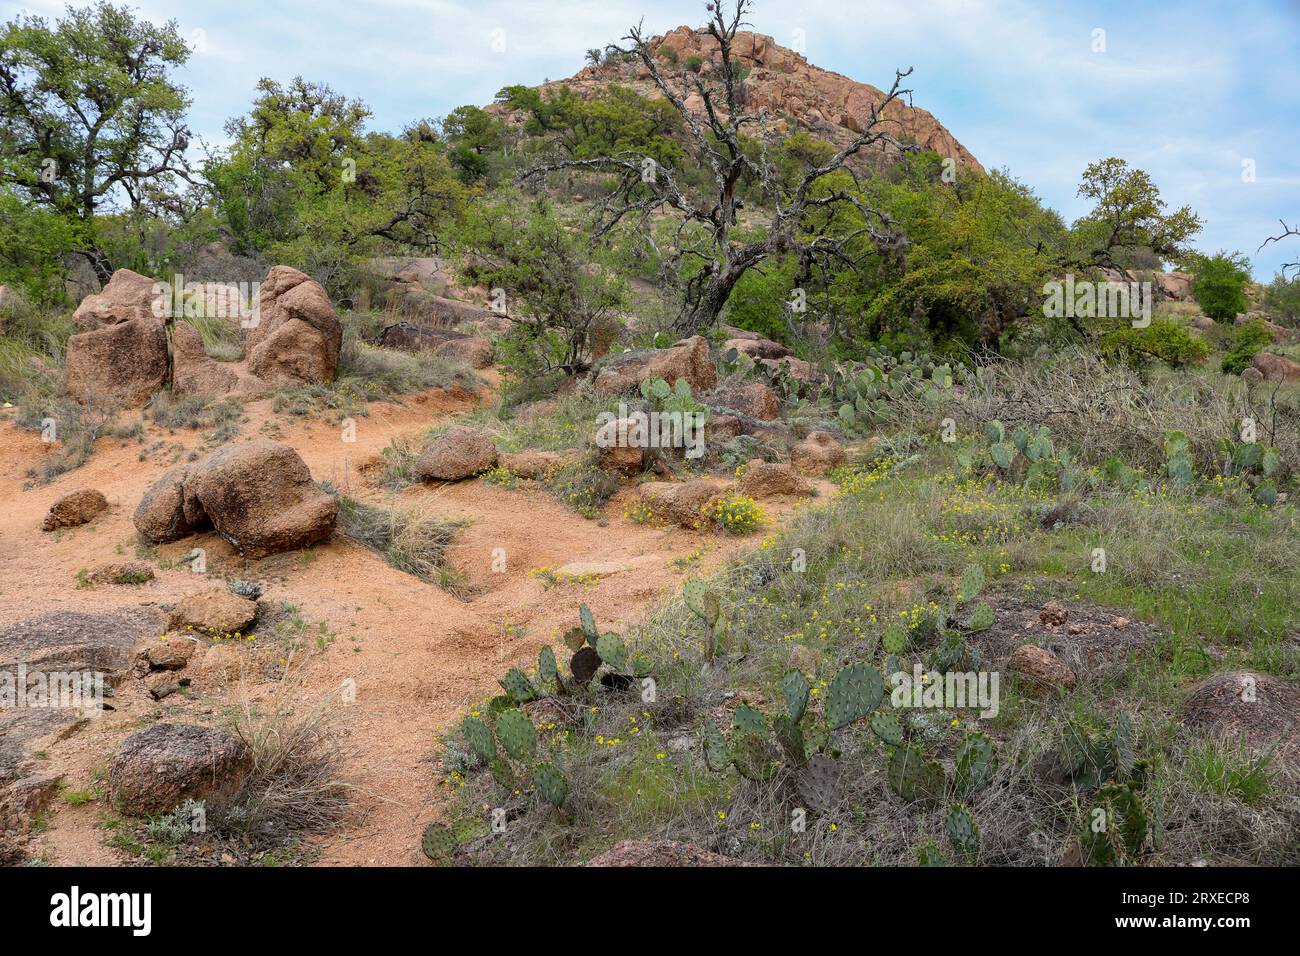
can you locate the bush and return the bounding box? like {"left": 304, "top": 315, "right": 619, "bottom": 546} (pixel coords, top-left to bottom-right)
{"left": 1190, "top": 251, "right": 1251, "bottom": 322}
{"left": 1221, "top": 319, "right": 1274, "bottom": 375}
{"left": 1261, "top": 274, "right": 1300, "bottom": 325}
{"left": 1099, "top": 319, "right": 1210, "bottom": 370}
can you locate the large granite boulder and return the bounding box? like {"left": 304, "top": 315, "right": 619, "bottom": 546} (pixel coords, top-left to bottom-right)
{"left": 244, "top": 266, "right": 342, "bottom": 387}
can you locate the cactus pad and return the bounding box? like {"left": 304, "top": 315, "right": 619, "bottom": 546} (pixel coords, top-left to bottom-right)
{"left": 944, "top": 804, "right": 980, "bottom": 862}
{"left": 825, "top": 663, "right": 884, "bottom": 729}
{"left": 782, "top": 670, "right": 810, "bottom": 722}
{"left": 702, "top": 718, "right": 729, "bottom": 772}
{"left": 870, "top": 712, "right": 905, "bottom": 746}
{"left": 462, "top": 715, "right": 496, "bottom": 762}
{"left": 495, "top": 709, "right": 537, "bottom": 762}
{"left": 954, "top": 731, "right": 998, "bottom": 794}
{"left": 887, "top": 745, "right": 946, "bottom": 806}
{"left": 538, "top": 645, "right": 558, "bottom": 684}
{"left": 532, "top": 762, "right": 567, "bottom": 807}
{"left": 570, "top": 647, "right": 600, "bottom": 685}
{"left": 730, "top": 729, "right": 775, "bottom": 781}
{"left": 882, "top": 623, "right": 908, "bottom": 655}
{"left": 500, "top": 667, "right": 536, "bottom": 704}
{"left": 420, "top": 822, "right": 456, "bottom": 864}
{"left": 797, "top": 753, "right": 841, "bottom": 812}
{"left": 968, "top": 602, "right": 995, "bottom": 632}
{"left": 579, "top": 603, "right": 599, "bottom": 642}
{"left": 595, "top": 633, "right": 627, "bottom": 671}
{"left": 732, "top": 703, "right": 769, "bottom": 736}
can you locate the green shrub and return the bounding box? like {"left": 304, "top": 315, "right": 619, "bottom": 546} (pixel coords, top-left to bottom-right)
{"left": 1221, "top": 319, "right": 1274, "bottom": 374}
{"left": 1190, "top": 251, "right": 1251, "bottom": 322}
{"left": 1099, "top": 319, "right": 1210, "bottom": 370}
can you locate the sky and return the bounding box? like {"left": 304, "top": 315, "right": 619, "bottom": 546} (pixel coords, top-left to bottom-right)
{"left": 4, "top": 0, "right": 1298, "bottom": 278}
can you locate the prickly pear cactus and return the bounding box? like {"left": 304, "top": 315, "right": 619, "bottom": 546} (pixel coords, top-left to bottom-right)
{"left": 782, "top": 670, "right": 810, "bottom": 723}
{"left": 772, "top": 715, "right": 806, "bottom": 766}
{"left": 731, "top": 728, "right": 776, "bottom": 781}
{"left": 532, "top": 762, "right": 567, "bottom": 807}
{"left": 570, "top": 647, "right": 600, "bottom": 685}
{"left": 489, "top": 757, "right": 517, "bottom": 790}
{"left": 421, "top": 822, "right": 456, "bottom": 864}
{"left": 954, "top": 731, "right": 998, "bottom": 794}
{"left": 1082, "top": 781, "right": 1149, "bottom": 865}
{"left": 957, "top": 563, "right": 985, "bottom": 603}
{"left": 882, "top": 623, "right": 908, "bottom": 655}
{"left": 683, "top": 580, "right": 719, "bottom": 624}
{"left": 934, "top": 632, "right": 966, "bottom": 673}
{"left": 702, "top": 718, "right": 730, "bottom": 772}
{"left": 733, "top": 703, "right": 769, "bottom": 736}
{"left": 562, "top": 626, "right": 586, "bottom": 652}
{"left": 462, "top": 715, "right": 496, "bottom": 762}
{"left": 944, "top": 804, "right": 980, "bottom": 863}
{"left": 1113, "top": 711, "right": 1135, "bottom": 779}
{"left": 500, "top": 667, "right": 536, "bottom": 704}
{"left": 968, "top": 602, "right": 995, "bottom": 632}
{"left": 579, "top": 603, "right": 599, "bottom": 642}
{"left": 797, "top": 753, "right": 841, "bottom": 812}
{"left": 870, "top": 712, "right": 904, "bottom": 746}
{"left": 495, "top": 709, "right": 537, "bottom": 762}
{"left": 595, "top": 633, "right": 627, "bottom": 671}
{"left": 538, "top": 645, "right": 558, "bottom": 685}
{"left": 825, "top": 663, "right": 884, "bottom": 729}
{"left": 888, "top": 745, "right": 947, "bottom": 807}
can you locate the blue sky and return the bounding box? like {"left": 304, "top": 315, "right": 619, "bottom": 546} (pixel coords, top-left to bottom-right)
{"left": 5, "top": 0, "right": 1298, "bottom": 278}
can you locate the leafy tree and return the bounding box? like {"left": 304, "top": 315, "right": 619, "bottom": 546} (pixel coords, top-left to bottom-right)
{"left": 1190, "top": 250, "right": 1251, "bottom": 322}
{"left": 206, "top": 77, "right": 465, "bottom": 289}
{"left": 0, "top": 186, "right": 81, "bottom": 303}
{"left": 1070, "top": 157, "right": 1202, "bottom": 270}
{"left": 441, "top": 105, "right": 507, "bottom": 183}
{"left": 0, "top": 1, "right": 193, "bottom": 284}
{"left": 1220, "top": 318, "right": 1272, "bottom": 374}
{"left": 455, "top": 197, "right": 625, "bottom": 376}
{"left": 1261, "top": 273, "right": 1300, "bottom": 325}
{"left": 1100, "top": 319, "right": 1210, "bottom": 372}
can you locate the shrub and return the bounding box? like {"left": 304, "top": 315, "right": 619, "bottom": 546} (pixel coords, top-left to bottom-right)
{"left": 328, "top": 488, "right": 459, "bottom": 586}
{"left": 1099, "top": 319, "right": 1210, "bottom": 370}
{"left": 709, "top": 493, "right": 764, "bottom": 535}
{"left": 1221, "top": 319, "right": 1274, "bottom": 374}
{"left": 1190, "top": 251, "right": 1251, "bottom": 322}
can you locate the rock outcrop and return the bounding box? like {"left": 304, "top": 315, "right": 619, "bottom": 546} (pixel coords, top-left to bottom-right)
{"left": 499, "top": 27, "right": 982, "bottom": 176}
{"left": 791, "top": 430, "right": 846, "bottom": 476}
{"left": 376, "top": 322, "right": 495, "bottom": 368}
{"left": 244, "top": 266, "right": 342, "bottom": 387}
{"left": 593, "top": 336, "right": 718, "bottom": 396}
{"left": 737, "top": 459, "right": 812, "bottom": 498}
{"left": 134, "top": 440, "right": 337, "bottom": 558}
{"left": 635, "top": 479, "right": 730, "bottom": 529}
{"left": 169, "top": 587, "right": 258, "bottom": 636}
{"left": 707, "top": 382, "right": 781, "bottom": 420}
{"left": 65, "top": 269, "right": 169, "bottom": 407}
{"left": 1250, "top": 352, "right": 1300, "bottom": 381}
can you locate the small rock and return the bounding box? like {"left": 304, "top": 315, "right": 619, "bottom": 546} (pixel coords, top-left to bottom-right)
{"left": 169, "top": 588, "right": 257, "bottom": 637}
{"left": 41, "top": 488, "right": 108, "bottom": 531}
{"left": 415, "top": 426, "right": 498, "bottom": 481}
{"left": 737, "top": 459, "right": 813, "bottom": 498}
{"left": 108, "top": 723, "right": 252, "bottom": 816}
{"left": 791, "top": 431, "right": 846, "bottom": 476}
{"left": 1009, "top": 644, "right": 1077, "bottom": 695}
{"left": 1039, "top": 600, "right": 1068, "bottom": 627}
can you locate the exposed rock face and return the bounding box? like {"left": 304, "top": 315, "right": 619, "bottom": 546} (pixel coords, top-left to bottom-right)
{"left": 1191, "top": 315, "right": 1216, "bottom": 331}
{"left": 133, "top": 440, "right": 337, "bottom": 558}
{"left": 791, "top": 430, "right": 846, "bottom": 476}
{"left": 502, "top": 27, "right": 982, "bottom": 176}
{"left": 593, "top": 336, "right": 718, "bottom": 396}
{"left": 415, "top": 427, "right": 499, "bottom": 481}
{"left": 65, "top": 269, "right": 169, "bottom": 407}
{"left": 1250, "top": 352, "right": 1300, "bottom": 381}
{"left": 593, "top": 417, "right": 649, "bottom": 475}
{"left": 376, "top": 322, "right": 495, "bottom": 368}
{"left": 1182, "top": 671, "right": 1299, "bottom": 752}
{"left": 708, "top": 382, "right": 781, "bottom": 420}
{"left": 737, "top": 459, "right": 812, "bottom": 498}
{"left": 170, "top": 321, "right": 269, "bottom": 400}
{"left": 587, "top": 839, "right": 743, "bottom": 867}
{"left": 169, "top": 588, "right": 258, "bottom": 636}
{"left": 635, "top": 479, "right": 730, "bottom": 529}
{"left": 244, "top": 266, "right": 342, "bottom": 387}
{"left": 723, "top": 334, "right": 793, "bottom": 361}
{"left": 759, "top": 355, "right": 819, "bottom": 383}
{"left": 1009, "top": 644, "right": 1077, "bottom": 694}
{"left": 498, "top": 449, "right": 575, "bottom": 480}
{"left": 109, "top": 723, "right": 252, "bottom": 816}
{"left": 41, "top": 488, "right": 109, "bottom": 531}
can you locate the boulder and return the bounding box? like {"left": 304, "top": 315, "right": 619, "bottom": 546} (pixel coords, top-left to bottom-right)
{"left": 109, "top": 723, "right": 252, "bottom": 816}
{"left": 65, "top": 270, "right": 169, "bottom": 407}
{"left": 722, "top": 334, "right": 793, "bottom": 361}
{"left": 1250, "top": 352, "right": 1300, "bottom": 381}
{"left": 706, "top": 414, "right": 744, "bottom": 442}
{"left": 183, "top": 440, "right": 338, "bottom": 558}
{"left": 635, "top": 480, "right": 730, "bottom": 529}
{"left": 498, "top": 449, "right": 574, "bottom": 480}
{"left": 1008, "top": 644, "right": 1077, "bottom": 695}
{"left": 134, "top": 441, "right": 337, "bottom": 558}
{"left": 593, "top": 417, "right": 648, "bottom": 475}
{"left": 415, "top": 427, "right": 498, "bottom": 481}
{"left": 244, "top": 266, "right": 342, "bottom": 387}
{"left": 707, "top": 382, "right": 781, "bottom": 420}
{"left": 737, "top": 459, "right": 813, "bottom": 498}
{"left": 758, "top": 355, "right": 819, "bottom": 384}
{"left": 587, "top": 839, "right": 743, "bottom": 867}
{"left": 593, "top": 336, "right": 717, "bottom": 396}
{"left": 791, "top": 431, "right": 846, "bottom": 476}
{"left": 375, "top": 322, "right": 494, "bottom": 368}
{"left": 169, "top": 588, "right": 257, "bottom": 636}
{"left": 137, "top": 636, "right": 198, "bottom": 673}
{"left": 171, "top": 321, "right": 240, "bottom": 398}
{"left": 1190, "top": 315, "right": 1216, "bottom": 331}
{"left": 1182, "top": 671, "right": 1299, "bottom": 751}
{"left": 41, "top": 488, "right": 108, "bottom": 531}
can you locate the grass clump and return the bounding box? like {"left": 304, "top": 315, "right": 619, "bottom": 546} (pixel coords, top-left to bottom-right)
{"left": 328, "top": 485, "right": 461, "bottom": 587}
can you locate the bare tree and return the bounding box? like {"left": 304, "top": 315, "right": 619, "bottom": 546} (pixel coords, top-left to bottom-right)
{"left": 522, "top": 0, "right": 915, "bottom": 335}
{"left": 1259, "top": 219, "right": 1300, "bottom": 280}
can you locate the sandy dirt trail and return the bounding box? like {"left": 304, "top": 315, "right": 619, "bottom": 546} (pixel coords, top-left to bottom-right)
{"left": 0, "top": 385, "right": 824, "bottom": 865}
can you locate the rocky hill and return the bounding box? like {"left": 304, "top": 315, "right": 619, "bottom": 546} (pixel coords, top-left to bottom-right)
{"left": 498, "top": 25, "right": 982, "bottom": 172}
